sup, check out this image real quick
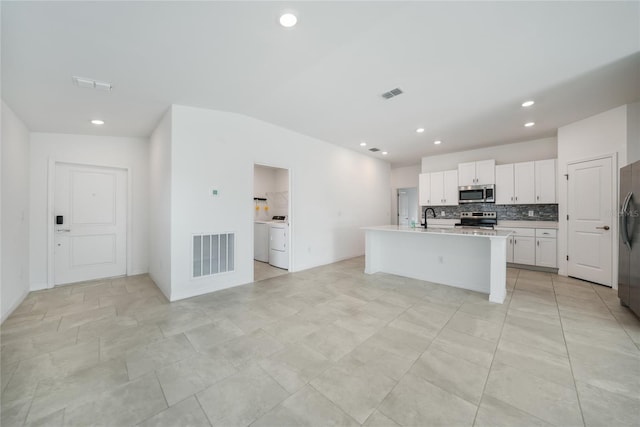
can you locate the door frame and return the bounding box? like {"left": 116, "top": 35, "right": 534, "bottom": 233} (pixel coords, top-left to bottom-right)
{"left": 252, "top": 162, "right": 293, "bottom": 277}
{"left": 47, "top": 158, "right": 133, "bottom": 289}
{"left": 565, "top": 152, "right": 618, "bottom": 288}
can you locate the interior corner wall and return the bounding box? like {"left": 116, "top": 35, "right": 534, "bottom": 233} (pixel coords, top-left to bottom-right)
{"left": 557, "top": 105, "right": 628, "bottom": 284}
{"left": 148, "top": 109, "right": 173, "bottom": 299}
{"left": 168, "top": 105, "right": 390, "bottom": 301}
{"left": 390, "top": 164, "right": 421, "bottom": 225}
{"left": 1, "top": 101, "right": 31, "bottom": 322}
{"left": 29, "top": 132, "right": 150, "bottom": 291}
{"left": 627, "top": 102, "right": 640, "bottom": 164}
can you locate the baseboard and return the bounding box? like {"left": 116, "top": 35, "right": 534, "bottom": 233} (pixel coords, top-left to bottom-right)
{"left": 30, "top": 282, "right": 49, "bottom": 291}
{"left": 1, "top": 289, "right": 29, "bottom": 324}
{"left": 507, "top": 263, "right": 559, "bottom": 274}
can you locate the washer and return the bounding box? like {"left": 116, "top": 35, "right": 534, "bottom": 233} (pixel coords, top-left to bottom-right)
{"left": 269, "top": 216, "right": 289, "bottom": 269}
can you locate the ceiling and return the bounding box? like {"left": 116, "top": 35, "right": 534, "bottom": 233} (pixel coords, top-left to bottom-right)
{"left": 2, "top": 1, "right": 639, "bottom": 167}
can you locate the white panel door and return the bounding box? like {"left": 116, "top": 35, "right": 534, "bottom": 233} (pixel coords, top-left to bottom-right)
{"left": 514, "top": 162, "right": 536, "bottom": 204}
{"left": 458, "top": 162, "right": 476, "bottom": 186}
{"left": 430, "top": 172, "right": 444, "bottom": 206}
{"left": 535, "top": 159, "right": 557, "bottom": 204}
{"left": 443, "top": 170, "right": 459, "bottom": 205}
{"left": 568, "top": 157, "right": 613, "bottom": 286}
{"left": 54, "top": 163, "right": 127, "bottom": 285}
{"left": 418, "top": 173, "right": 431, "bottom": 206}
{"left": 495, "top": 164, "right": 514, "bottom": 205}
{"left": 475, "top": 160, "right": 496, "bottom": 185}
{"left": 398, "top": 190, "right": 409, "bottom": 226}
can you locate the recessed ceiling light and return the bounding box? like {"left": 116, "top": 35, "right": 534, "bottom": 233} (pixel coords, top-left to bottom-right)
{"left": 524, "top": 122, "right": 535, "bottom": 127}
{"left": 360, "top": 142, "right": 367, "bottom": 147}
{"left": 279, "top": 13, "right": 297, "bottom": 28}
{"left": 382, "top": 151, "right": 388, "bottom": 155}
{"left": 90, "top": 119, "right": 104, "bottom": 125}
{"left": 522, "top": 100, "right": 535, "bottom": 107}
{"left": 434, "top": 140, "right": 442, "bottom": 145}
{"left": 416, "top": 128, "right": 425, "bottom": 133}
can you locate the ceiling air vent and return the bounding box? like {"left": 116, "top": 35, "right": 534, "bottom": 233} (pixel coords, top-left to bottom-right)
{"left": 72, "top": 76, "right": 112, "bottom": 91}
{"left": 369, "top": 148, "right": 380, "bottom": 152}
{"left": 381, "top": 88, "right": 403, "bottom": 99}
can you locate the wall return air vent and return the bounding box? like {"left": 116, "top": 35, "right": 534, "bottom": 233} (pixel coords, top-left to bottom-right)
{"left": 193, "top": 232, "right": 235, "bottom": 278}
{"left": 381, "top": 87, "right": 403, "bottom": 99}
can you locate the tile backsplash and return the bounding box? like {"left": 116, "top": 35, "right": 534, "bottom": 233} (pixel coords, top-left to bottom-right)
{"left": 421, "top": 203, "right": 558, "bottom": 221}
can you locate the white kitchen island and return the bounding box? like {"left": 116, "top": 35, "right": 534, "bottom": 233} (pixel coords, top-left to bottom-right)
{"left": 363, "top": 225, "right": 512, "bottom": 304}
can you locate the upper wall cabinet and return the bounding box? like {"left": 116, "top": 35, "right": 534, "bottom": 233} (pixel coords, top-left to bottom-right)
{"left": 514, "top": 161, "right": 536, "bottom": 204}
{"left": 418, "top": 173, "right": 431, "bottom": 206}
{"left": 458, "top": 160, "right": 495, "bottom": 186}
{"left": 535, "top": 159, "right": 557, "bottom": 204}
{"left": 495, "top": 159, "right": 557, "bottom": 205}
{"left": 420, "top": 170, "right": 458, "bottom": 206}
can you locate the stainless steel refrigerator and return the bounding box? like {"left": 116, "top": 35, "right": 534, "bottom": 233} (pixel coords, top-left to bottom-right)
{"left": 619, "top": 160, "right": 640, "bottom": 316}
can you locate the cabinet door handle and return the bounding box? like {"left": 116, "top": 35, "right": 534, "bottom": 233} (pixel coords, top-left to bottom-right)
{"left": 537, "top": 195, "right": 540, "bottom": 201}
{"left": 514, "top": 239, "right": 517, "bottom": 244}
{"left": 511, "top": 196, "right": 513, "bottom": 201}
{"left": 515, "top": 196, "right": 518, "bottom": 201}
{"left": 596, "top": 226, "right": 610, "bottom": 230}
{"left": 537, "top": 240, "right": 540, "bottom": 246}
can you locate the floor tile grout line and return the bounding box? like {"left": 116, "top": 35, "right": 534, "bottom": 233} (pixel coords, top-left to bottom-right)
{"left": 470, "top": 268, "right": 518, "bottom": 427}
{"left": 305, "top": 382, "right": 364, "bottom": 427}
{"left": 588, "top": 280, "right": 640, "bottom": 349}
{"left": 550, "top": 275, "right": 587, "bottom": 427}
{"left": 369, "top": 293, "right": 471, "bottom": 427}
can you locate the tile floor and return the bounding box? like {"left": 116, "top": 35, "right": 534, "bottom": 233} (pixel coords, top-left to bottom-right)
{"left": 254, "top": 261, "right": 288, "bottom": 282}
{"left": 1, "top": 257, "right": 639, "bottom": 426}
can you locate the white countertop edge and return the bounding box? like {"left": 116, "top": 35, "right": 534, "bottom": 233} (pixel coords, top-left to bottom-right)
{"left": 423, "top": 219, "right": 558, "bottom": 229}
{"left": 362, "top": 225, "right": 512, "bottom": 238}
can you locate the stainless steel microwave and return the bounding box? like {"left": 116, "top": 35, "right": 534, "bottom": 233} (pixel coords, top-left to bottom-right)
{"left": 458, "top": 184, "right": 495, "bottom": 204}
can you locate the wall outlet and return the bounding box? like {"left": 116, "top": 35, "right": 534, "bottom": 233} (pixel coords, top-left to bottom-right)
{"left": 528, "top": 210, "right": 534, "bottom": 217}
{"left": 211, "top": 189, "right": 219, "bottom": 197}
{"left": 441, "top": 211, "right": 445, "bottom": 217}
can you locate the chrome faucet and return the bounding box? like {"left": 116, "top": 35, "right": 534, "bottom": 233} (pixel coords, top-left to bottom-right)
{"left": 423, "top": 207, "right": 436, "bottom": 228}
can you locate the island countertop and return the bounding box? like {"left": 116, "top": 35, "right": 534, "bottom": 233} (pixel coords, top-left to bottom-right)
{"left": 362, "top": 225, "right": 512, "bottom": 238}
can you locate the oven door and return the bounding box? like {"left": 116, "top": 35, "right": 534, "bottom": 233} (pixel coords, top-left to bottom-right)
{"left": 458, "top": 187, "right": 486, "bottom": 204}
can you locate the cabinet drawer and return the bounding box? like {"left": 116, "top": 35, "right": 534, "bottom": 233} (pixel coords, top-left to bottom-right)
{"left": 504, "top": 228, "right": 535, "bottom": 237}
{"left": 535, "top": 229, "right": 557, "bottom": 238}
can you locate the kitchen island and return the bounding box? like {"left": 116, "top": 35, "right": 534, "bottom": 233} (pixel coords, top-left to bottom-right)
{"left": 363, "top": 225, "right": 512, "bottom": 303}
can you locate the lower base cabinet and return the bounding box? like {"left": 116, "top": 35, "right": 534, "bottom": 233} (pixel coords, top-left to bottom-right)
{"left": 498, "top": 227, "right": 557, "bottom": 269}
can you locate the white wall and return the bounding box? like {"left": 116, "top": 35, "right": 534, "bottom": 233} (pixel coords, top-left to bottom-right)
{"left": 390, "top": 164, "right": 421, "bottom": 224}
{"left": 29, "top": 133, "right": 150, "bottom": 290}
{"left": 166, "top": 105, "right": 390, "bottom": 301}
{"left": 421, "top": 137, "right": 557, "bottom": 172}
{"left": 148, "top": 110, "right": 172, "bottom": 298}
{"left": 557, "top": 105, "right": 628, "bottom": 284}
{"left": 627, "top": 102, "right": 640, "bottom": 165}
{"left": 1, "top": 102, "right": 31, "bottom": 322}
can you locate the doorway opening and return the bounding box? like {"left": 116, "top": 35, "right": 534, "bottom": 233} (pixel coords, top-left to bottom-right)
{"left": 253, "top": 164, "right": 291, "bottom": 282}
{"left": 397, "top": 187, "right": 419, "bottom": 226}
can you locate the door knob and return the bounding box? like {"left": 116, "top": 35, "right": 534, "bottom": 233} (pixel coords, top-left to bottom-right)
{"left": 596, "top": 226, "right": 610, "bottom": 230}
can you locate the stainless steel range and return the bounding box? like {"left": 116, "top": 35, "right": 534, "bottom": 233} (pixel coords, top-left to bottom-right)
{"left": 455, "top": 212, "right": 497, "bottom": 229}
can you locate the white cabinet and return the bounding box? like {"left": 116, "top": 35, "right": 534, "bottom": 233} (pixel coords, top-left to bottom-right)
{"left": 514, "top": 162, "right": 536, "bottom": 204}
{"left": 495, "top": 164, "right": 515, "bottom": 205}
{"left": 497, "top": 160, "right": 557, "bottom": 205}
{"left": 535, "top": 159, "right": 557, "bottom": 204}
{"left": 443, "top": 170, "right": 458, "bottom": 205}
{"left": 419, "top": 173, "right": 431, "bottom": 206}
{"left": 458, "top": 160, "right": 495, "bottom": 186}
{"left": 498, "top": 227, "right": 557, "bottom": 268}
{"left": 535, "top": 228, "right": 557, "bottom": 268}
{"left": 426, "top": 170, "right": 458, "bottom": 206}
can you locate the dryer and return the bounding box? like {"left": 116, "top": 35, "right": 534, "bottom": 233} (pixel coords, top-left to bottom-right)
{"left": 269, "top": 216, "right": 289, "bottom": 269}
